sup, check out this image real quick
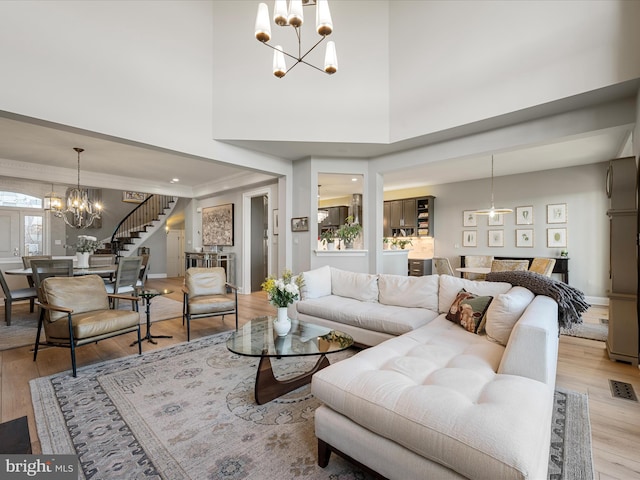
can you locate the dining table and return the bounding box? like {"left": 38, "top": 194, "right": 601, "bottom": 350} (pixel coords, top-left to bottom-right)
{"left": 455, "top": 266, "right": 491, "bottom": 278}
{"left": 5, "top": 265, "right": 118, "bottom": 277}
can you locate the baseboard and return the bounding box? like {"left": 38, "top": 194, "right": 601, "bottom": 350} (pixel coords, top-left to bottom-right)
{"left": 148, "top": 273, "right": 168, "bottom": 279}
{"left": 585, "top": 296, "right": 609, "bottom": 306}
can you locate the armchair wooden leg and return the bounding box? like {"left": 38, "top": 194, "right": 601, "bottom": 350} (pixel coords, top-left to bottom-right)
{"left": 29, "top": 298, "right": 35, "bottom": 313}
{"left": 5, "top": 301, "right": 10, "bottom": 326}
{"left": 33, "top": 310, "right": 45, "bottom": 361}
{"left": 186, "top": 314, "right": 191, "bottom": 342}
{"left": 318, "top": 439, "right": 331, "bottom": 467}
{"left": 136, "top": 326, "right": 142, "bottom": 355}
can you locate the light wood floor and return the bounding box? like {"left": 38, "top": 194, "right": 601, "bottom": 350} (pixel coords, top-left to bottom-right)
{"left": 1, "top": 277, "right": 639, "bottom": 479}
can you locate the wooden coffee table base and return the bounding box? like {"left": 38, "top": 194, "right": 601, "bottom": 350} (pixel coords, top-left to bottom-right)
{"left": 255, "top": 353, "right": 330, "bottom": 405}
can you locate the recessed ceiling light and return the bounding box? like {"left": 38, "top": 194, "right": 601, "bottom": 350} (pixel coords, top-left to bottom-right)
{"left": 170, "top": 178, "right": 180, "bottom": 183}
{"left": 351, "top": 177, "right": 358, "bottom": 182}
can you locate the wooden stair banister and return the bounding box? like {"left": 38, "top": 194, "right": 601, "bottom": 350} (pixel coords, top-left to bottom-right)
{"left": 110, "top": 194, "right": 175, "bottom": 255}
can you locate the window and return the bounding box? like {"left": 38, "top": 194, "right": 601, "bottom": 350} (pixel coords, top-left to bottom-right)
{"left": 0, "top": 191, "right": 42, "bottom": 208}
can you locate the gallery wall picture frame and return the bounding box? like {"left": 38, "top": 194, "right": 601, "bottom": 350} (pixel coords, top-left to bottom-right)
{"left": 202, "top": 203, "right": 234, "bottom": 246}
{"left": 463, "top": 211, "right": 477, "bottom": 227}
{"left": 273, "top": 209, "right": 279, "bottom": 236}
{"left": 547, "top": 203, "right": 567, "bottom": 224}
{"left": 488, "top": 214, "right": 504, "bottom": 226}
{"left": 291, "top": 216, "right": 309, "bottom": 232}
{"left": 516, "top": 228, "right": 534, "bottom": 248}
{"left": 462, "top": 230, "right": 477, "bottom": 247}
{"left": 547, "top": 228, "right": 567, "bottom": 248}
{"left": 488, "top": 229, "right": 504, "bottom": 247}
{"left": 515, "top": 205, "right": 533, "bottom": 225}
{"left": 122, "top": 191, "right": 147, "bottom": 203}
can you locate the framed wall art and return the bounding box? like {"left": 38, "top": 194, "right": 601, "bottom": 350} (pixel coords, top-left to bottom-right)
{"left": 547, "top": 203, "right": 567, "bottom": 224}
{"left": 547, "top": 228, "right": 567, "bottom": 248}
{"left": 291, "top": 216, "right": 309, "bottom": 232}
{"left": 202, "top": 203, "right": 234, "bottom": 246}
{"left": 122, "top": 191, "right": 147, "bottom": 203}
{"left": 488, "top": 214, "right": 504, "bottom": 226}
{"left": 515, "top": 205, "right": 533, "bottom": 225}
{"left": 463, "top": 211, "right": 477, "bottom": 227}
{"left": 516, "top": 228, "right": 534, "bottom": 248}
{"left": 488, "top": 229, "right": 504, "bottom": 247}
{"left": 462, "top": 230, "right": 477, "bottom": 247}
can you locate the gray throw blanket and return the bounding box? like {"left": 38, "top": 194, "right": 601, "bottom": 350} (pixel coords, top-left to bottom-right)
{"left": 486, "top": 271, "right": 590, "bottom": 330}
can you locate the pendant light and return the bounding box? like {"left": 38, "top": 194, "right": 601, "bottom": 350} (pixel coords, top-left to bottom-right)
{"left": 474, "top": 155, "right": 513, "bottom": 217}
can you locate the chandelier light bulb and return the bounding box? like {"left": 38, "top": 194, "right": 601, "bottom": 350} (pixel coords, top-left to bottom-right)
{"left": 316, "top": 0, "right": 333, "bottom": 36}
{"left": 273, "top": 45, "right": 287, "bottom": 77}
{"left": 255, "top": 3, "right": 271, "bottom": 42}
{"left": 287, "top": 0, "right": 304, "bottom": 27}
{"left": 273, "top": 0, "right": 288, "bottom": 26}
{"left": 324, "top": 41, "right": 338, "bottom": 74}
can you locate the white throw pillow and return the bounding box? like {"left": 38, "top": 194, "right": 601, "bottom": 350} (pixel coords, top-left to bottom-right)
{"left": 438, "top": 275, "right": 512, "bottom": 313}
{"left": 485, "top": 286, "right": 535, "bottom": 346}
{"left": 331, "top": 267, "right": 379, "bottom": 303}
{"left": 378, "top": 274, "right": 439, "bottom": 310}
{"left": 301, "top": 265, "right": 332, "bottom": 299}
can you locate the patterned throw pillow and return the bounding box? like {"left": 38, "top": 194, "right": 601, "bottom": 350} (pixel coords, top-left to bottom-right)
{"left": 445, "top": 289, "right": 494, "bottom": 334}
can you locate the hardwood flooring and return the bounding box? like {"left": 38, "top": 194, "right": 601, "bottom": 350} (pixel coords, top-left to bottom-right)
{"left": 1, "top": 277, "right": 639, "bottom": 479}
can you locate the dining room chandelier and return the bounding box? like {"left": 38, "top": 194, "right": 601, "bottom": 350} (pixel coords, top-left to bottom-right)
{"left": 473, "top": 155, "right": 513, "bottom": 217}
{"left": 51, "top": 147, "right": 103, "bottom": 229}
{"left": 254, "top": 0, "right": 337, "bottom": 78}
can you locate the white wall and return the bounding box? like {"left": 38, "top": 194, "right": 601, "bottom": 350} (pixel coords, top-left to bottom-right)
{"left": 389, "top": 0, "right": 640, "bottom": 142}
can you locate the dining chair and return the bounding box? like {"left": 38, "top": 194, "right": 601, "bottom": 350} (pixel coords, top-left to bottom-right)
{"left": 464, "top": 255, "right": 494, "bottom": 280}
{"left": 490, "top": 259, "right": 529, "bottom": 272}
{"left": 529, "top": 258, "right": 556, "bottom": 277}
{"left": 21, "top": 255, "right": 52, "bottom": 292}
{"left": 89, "top": 253, "right": 117, "bottom": 281}
{"left": 432, "top": 257, "right": 454, "bottom": 276}
{"left": 0, "top": 270, "right": 38, "bottom": 326}
{"left": 29, "top": 259, "right": 74, "bottom": 298}
{"left": 182, "top": 267, "right": 238, "bottom": 341}
{"left": 105, "top": 256, "right": 143, "bottom": 309}
{"left": 136, "top": 254, "right": 150, "bottom": 288}
{"left": 34, "top": 274, "right": 141, "bottom": 377}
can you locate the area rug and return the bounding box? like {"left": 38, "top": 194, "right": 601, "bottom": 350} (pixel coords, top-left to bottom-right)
{"left": 0, "top": 296, "right": 183, "bottom": 351}
{"left": 31, "top": 332, "right": 594, "bottom": 480}
{"left": 561, "top": 322, "right": 607, "bottom": 342}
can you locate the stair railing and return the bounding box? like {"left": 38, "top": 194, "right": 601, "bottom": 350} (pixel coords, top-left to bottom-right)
{"left": 110, "top": 194, "right": 175, "bottom": 255}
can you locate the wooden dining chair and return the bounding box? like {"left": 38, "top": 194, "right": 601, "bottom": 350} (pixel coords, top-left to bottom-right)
{"left": 0, "top": 269, "right": 38, "bottom": 326}
{"left": 29, "top": 259, "right": 74, "bottom": 298}
{"left": 105, "top": 256, "right": 143, "bottom": 309}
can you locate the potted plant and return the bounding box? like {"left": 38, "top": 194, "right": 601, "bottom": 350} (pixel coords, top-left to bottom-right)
{"left": 74, "top": 235, "right": 100, "bottom": 268}
{"left": 320, "top": 230, "right": 336, "bottom": 250}
{"left": 336, "top": 216, "right": 362, "bottom": 249}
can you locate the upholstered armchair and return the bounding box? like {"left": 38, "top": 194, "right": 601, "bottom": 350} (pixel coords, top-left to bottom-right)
{"left": 432, "top": 257, "right": 454, "bottom": 276}
{"left": 529, "top": 258, "right": 556, "bottom": 277}
{"left": 34, "top": 274, "right": 141, "bottom": 377}
{"left": 182, "top": 267, "right": 238, "bottom": 341}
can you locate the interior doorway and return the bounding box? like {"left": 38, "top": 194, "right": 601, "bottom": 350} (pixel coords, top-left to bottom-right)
{"left": 166, "top": 229, "right": 185, "bottom": 277}
{"left": 250, "top": 195, "right": 268, "bottom": 292}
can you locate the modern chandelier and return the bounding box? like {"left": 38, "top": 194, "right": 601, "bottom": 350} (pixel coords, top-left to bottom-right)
{"left": 254, "top": 0, "right": 337, "bottom": 78}
{"left": 50, "top": 147, "right": 103, "bottom": 229}
{"left": 474, "top": 155, "right": 513, "bottom": 217}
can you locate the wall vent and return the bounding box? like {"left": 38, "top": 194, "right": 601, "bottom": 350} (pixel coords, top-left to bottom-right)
{"left": 599, "top": 318, "right": 609, "bottom": 325}
{"left": 609, "top": 379, "right": 638, "bottom": 401}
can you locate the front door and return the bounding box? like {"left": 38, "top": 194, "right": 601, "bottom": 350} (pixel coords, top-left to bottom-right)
{"left": 0, "top": 209, "right": 20, "bottom": 260}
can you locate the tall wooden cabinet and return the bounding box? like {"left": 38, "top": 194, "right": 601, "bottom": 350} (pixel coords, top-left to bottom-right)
{"left": 606, "top": 157, "right": 638, "bottom": 366}
{"left": 383, "top": 195, "right": 435, "bottom": 238}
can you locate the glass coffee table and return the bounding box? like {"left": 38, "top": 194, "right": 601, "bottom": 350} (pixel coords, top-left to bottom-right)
{"left": 226, "top": 316, "right": 353, "bottom": 405}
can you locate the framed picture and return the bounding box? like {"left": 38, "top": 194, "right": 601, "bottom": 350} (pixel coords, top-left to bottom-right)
{"left": 122, "top": 191, "right": 147, "bottom": 203}
{"left": 291, "top": 216, "right": 309, "bottom": 232}
{"left": 488, "top": 214, "right": 504, "bottom": 226}
{"left": 547, "top": 203, "right": 567, "bottom": 224}
{"left": 463, "top": 211, "right": 477, "bottom": 227}
{"left": 273, "top": 209, "right": 279, "bottom": 236}
{"left": 516, "top": 228, "right": 534, "bottom": 248}
{"left": 488, "top": 229, "right": 504, "bottom": 247}
{"left": 516, "top": 205, "right": 533, "bottom": 225}
{"left": 202, "top": 203, "right": 234, "bottom": 246}
{"left": 547, "top": 228, "right": 567, "bottom": 248}
{"left": 462, "top": 230, "right": 477, "bottom": 247}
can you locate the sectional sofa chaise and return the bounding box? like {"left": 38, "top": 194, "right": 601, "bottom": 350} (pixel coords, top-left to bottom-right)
{"left": 291, "top": 266, "right": 559, "bottom": 480}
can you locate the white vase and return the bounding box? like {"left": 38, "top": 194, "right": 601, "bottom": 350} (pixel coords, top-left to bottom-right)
{"left": 273, "top": 307, "right": 291, "bottom": 337}
{"left": 76, "top": 252, "right": 90, "bottom": 268}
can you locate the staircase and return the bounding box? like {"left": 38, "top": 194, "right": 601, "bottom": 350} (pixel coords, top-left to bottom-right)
{"left": 108, "top": 195, "right": 177, "bottom": 257}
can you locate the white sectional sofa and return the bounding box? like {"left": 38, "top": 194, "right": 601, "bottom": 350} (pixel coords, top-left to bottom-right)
{"left": 294, "top": 266, "right": 559, "bottom": 480}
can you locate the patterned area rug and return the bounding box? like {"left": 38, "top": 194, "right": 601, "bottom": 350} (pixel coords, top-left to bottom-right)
{"left": 31, "top": 333, "right": 594, "bottom": 480}
{"left": 561, "top": 322, "right": 607, "bottom": 342}
{"left": 0, "top": 296, "right": 183, "bottom": 351}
